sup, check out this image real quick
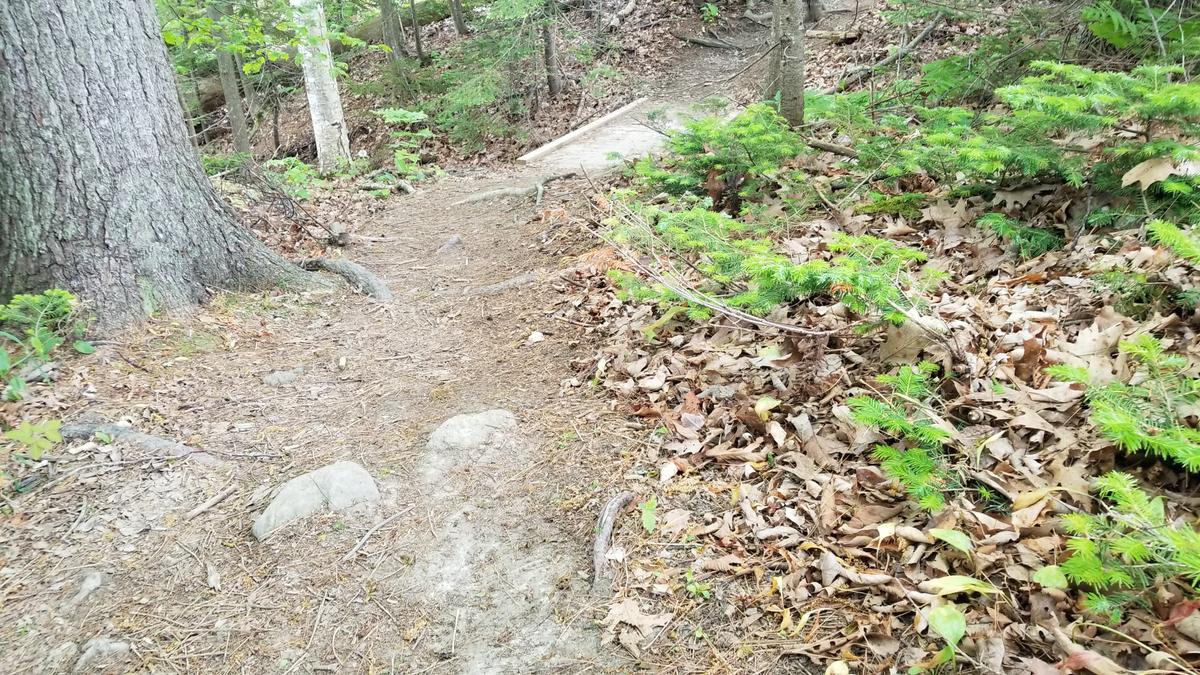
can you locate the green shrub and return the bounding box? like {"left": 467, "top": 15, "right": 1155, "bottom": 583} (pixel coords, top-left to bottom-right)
{"left": 634, "top": 103, "right": 806, "bottom": 202}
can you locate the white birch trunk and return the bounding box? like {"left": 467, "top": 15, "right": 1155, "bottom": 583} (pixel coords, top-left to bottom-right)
{"left": 290, "top": 0, "right": 351, "bottom": 172}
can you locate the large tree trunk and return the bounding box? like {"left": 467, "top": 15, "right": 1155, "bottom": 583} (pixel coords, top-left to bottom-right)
{"left": 0, "top": 0, "right": 307, "bottom": 329}
{"left": 766, "top": 0, "right": 805, "bottom": 126}
{"left": 208, "top": 2, "right": 252, "bottom": 155}
{"left": 379, "top": 0, "right": 410, "bottom": 63}
{"left": 290, "top": 0, "right": 352, "bottom": 172}
{"left": 449, "top": 0, "right": 469, "bottom": 35}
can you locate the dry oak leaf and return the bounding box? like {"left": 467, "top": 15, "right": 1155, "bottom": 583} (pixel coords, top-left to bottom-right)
{"left": 602, "top": 599, "right": 671, "bottom": 639}
{"left": 1121, "top": 156, "right": 1178, "bottom": 191}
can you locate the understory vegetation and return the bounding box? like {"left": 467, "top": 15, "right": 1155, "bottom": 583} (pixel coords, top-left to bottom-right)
{"left": 582, "top": 0, "right": 1200, "bottom": 669}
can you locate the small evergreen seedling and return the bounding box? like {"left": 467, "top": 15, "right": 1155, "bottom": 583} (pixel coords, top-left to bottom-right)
{"left": 1061, "top": 472, "right": 1200, "bottom": 623}
{"left": 848, "top": 362, "right": 952, "bottom": 511}
{"left": 978, "top": 213, "right": 1063, "bottom": 259}
{"left": 1048, "top": 335, "right": 1200, "bottom": 470}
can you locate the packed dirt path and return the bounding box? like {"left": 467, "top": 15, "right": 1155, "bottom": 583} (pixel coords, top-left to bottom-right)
{"left": 0, "top": 40, "right": 752, "bottom": 673}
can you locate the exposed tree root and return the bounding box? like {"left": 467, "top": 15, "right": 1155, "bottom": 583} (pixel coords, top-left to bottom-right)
{"left": 670, "top": 29, "right": 740, "bottom": 50}
{"left": 61, "top": 421, "right": 218, "bottom": 464}
{"left": 300, "top": 258, "right": 394, "bottom": 301}
{"left": 466, "top": 270, "right": 543, "bottom": 297}
{"left": 606, "top": 0, "right": 637, "bottom": 30}
{"left": 592, "top": 490, "right": 635, "bottom": 593}
{"left": 454, "top": 173, "right": 576, "bottom": 206}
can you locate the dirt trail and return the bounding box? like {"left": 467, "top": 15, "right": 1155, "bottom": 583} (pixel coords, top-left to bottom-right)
{"left": 0, "top": 41, "right": 753, "bottom": 674}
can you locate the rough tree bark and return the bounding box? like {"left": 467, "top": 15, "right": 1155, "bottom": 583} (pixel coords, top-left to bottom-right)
{"left": 543, "top": 24, "right": 564, "bottom": 97}
{"left": 379, "top": 0, "right": 409, "bottom": 63}
{"left": 0, "top": 0, "right": 309, "bottom": 329}
{"left": 448, "top": 0, "right": 469, "bottom": 35}
{"left": 290, "top": 0, "right": 352, "bottom": 172}
{"left": 208, "top": 2, "right": 252, "bottom": 154}
{"left": 765, "top": 0, "right": 806, "bottom": 126}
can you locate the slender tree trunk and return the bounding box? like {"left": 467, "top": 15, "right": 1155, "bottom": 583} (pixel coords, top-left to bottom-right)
{"left": 448, "top": 0, "right": 469, "bottom": 35}
{"left": 767, "top": 0, "right": 805, "bottom": 126}
{"left": 290, "top": 0, "right": 352, "bottom": 172}
{"left": 0, "top": 0, "right": 307, "bottom": 329}
{"left": 379, "top": 0, "right": 409, "bottom": 63}
{"left": 409, "top": 0, "right": 430, "bottom": 66}
{"left": 543, "top": 24, "right": 564, "bottom": 97}
{"left": 234, "top": 53, "right": 262, "bottom": 124}
{"left": 208, "top": 3, "right": 252, "bottom": 155}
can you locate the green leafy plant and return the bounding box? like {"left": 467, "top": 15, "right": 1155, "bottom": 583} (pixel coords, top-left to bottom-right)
{"left": 0, "top": 290, "right": 90, "bottom": 401}
{"left": 916, "top": 604, "right": 967, "bottom": 672}
{"left": 1082, "top": 0, "right": 1200, "bottom": 60}
{"left": 977, "top": 213, "right": 1063, "bottom": 259}
{"left": 639, "top": 495, "right": 658, "bottom": 533}
{"left": 684, "top": 569, "right": 712, "bottom": 599}
{"left": 373, "top": 107, "right": 440, "bottom": 181}
{"left": 262, "top": 157, "right": 323, "bottom": 199}
{"left": 700, "top": 2, "right": 720, "bottom": 23}
{"left": 1149, "top": 220, "right": 1200, "bottom": 267}
{"left": 1048, "top": 335, "right": 1200, "bottom": 470}
{"left": 1060, "top": 472, "right": 1200, "bottom": 623}
{"left": 848, "top": 362, "right": 952, "bottom": 511}
{"left": 3, "top": 420, "right": 62, "bottom": 462}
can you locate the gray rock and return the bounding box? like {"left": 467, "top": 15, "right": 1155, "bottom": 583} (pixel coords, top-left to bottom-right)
{"left": 436, "top": 233, "right": 464, "bottom": 256}
{"left": 64, "top": 571, "right": 105, "bottom": 611}
{"left": 73, "top": 637, "right": 129, "bottom": 672}
{"left": 262, "top": 367, "right": 304, "bottom": 387}
{"left": 427, "top": 410, "right": 517, "bottom": 454}
{"left": 252, "top": 461, "right": 380, "bottom": 540}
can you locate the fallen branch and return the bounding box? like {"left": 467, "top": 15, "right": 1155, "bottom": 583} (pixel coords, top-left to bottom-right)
{"left": 802, "top": 137, "right": 858, "bottom": 158}
{"left": 299, "top": 258, "right": 393, "bottom": 301}
{"left": 669, "top": 30, "right": 740, "bottom": 50}
{"left": 828, "top": 13, "right": 944, "bottom": 93}
{"left": 359, "top": 179, "right": 416, "bottom": 194}
{"left": 592, "top": 491, "right": 635, "bottom": 591}
{"left": 342, "top": 506, "right": 415, "bottom": 562}
{"left": 185, "top": 483, "right": 237, "bottom": 521}
{"left": 808, "top": 27, "right": 862, "bottom": 42}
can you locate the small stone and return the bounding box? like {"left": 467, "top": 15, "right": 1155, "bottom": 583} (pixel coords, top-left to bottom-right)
{"left": 527, "top": 331, "right": 546, "bottom": 345}
{"left": 73, "top": 637, "right": 129, "bottom": 672}
{"left": 252, "top": 461, "right": 380, "bottom": 540}
{"left": 262, "top": 367, "right": 304, "bottom": 387}
{"left": 436, "top": 233, "right": 464, "bottom": 256}
{"left": 64, "top": 571, "right": 105, "bottom": 610}
{"left": 426, "top": 410, "right": 517, "bottom": 455}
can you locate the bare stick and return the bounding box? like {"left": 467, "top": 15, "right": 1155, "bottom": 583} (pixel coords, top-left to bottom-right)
{"left": 341, "top": 506, "right": 415, "bottom": 562}
{"left": 802, "top": 137, "right": 858, "bottom": 158}
{"left": 829, "top": 13, "right": 944, "bottom": 92}
{"left": 592, "top": 491, "right": 635, "bottom": 589}
{"left": 185, "top": 483, "right": 237, "bottom": 521}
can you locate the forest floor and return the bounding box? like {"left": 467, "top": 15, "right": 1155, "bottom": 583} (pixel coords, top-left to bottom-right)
{"left": 0, "top": 26, "right": 758, "bottom": 675}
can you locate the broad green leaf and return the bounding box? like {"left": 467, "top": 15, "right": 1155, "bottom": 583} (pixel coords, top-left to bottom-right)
{"left": 927, "top": 605, "right": 966, "bottom": 646}
{"left": 73, "top": 340, "right": 96, "bottom": 354}
{"left": 920, "top": 575, "right": 999, "bottom": 596}
{"left": 929, "top": 528, "right": 973, "bottom": 553}
{"left": 639, "top": 495, "right": 657, "bottom": 533}
{"left": 1032, "top": 565, "right": 1069, "bottom": 589}
{"left": 0, "top": 348, "right": 9, "bottom": 374}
